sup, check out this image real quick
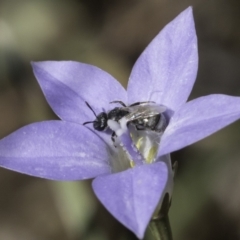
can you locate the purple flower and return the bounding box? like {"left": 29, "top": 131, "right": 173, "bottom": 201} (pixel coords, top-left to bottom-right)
{"left": 1, "top": 7, "right": 240, "bottom": 239}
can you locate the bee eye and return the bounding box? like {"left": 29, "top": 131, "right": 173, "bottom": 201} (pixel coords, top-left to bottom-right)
{"left": 93, "top": 121, "right": 105, "bottom": 131}
{"left": 94, "top": 112, "right": 108, "bottom": 131}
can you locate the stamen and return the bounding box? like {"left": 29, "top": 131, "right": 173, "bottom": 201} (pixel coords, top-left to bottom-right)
{"left": 108, "top": 106, "right": 168, "bottom": 167}
{"left": 108, "top": 119, "right": 145, "bottom": 166}
{"left": 118, "top": 130, "right": 145, "bottom": 166}
{"left": 131, "top": 128, "right": 161, "bottom": 164}
{"left": 146, "top": 146, "right": 158, "bottom": 163}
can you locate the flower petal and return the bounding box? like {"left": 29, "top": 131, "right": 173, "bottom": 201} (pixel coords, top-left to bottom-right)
{"left": 32, "top": 61, "right": 127, "bottom": 124}
{"left": 0, "top": 121, "right": 111, "bottom": 180}
{"left": 159, "top": 94, "right": 240, "bottom": 156}
{"left": 127, "top": 7, "right": 198, "bottom": 111}
{"left": 92, "top": 162, "right": 168, "bottom": 239}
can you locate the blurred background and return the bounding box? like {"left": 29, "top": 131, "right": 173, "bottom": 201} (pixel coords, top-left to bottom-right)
{"left": 1, "top": 0, "right": 240, "bottom": 239}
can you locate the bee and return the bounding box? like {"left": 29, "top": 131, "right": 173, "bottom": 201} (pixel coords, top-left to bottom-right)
{"left": 117, "top": 101, "right": 167, "bottom": 133}
{"left": 83, "top": 101, "right": 167, "bottom": 142}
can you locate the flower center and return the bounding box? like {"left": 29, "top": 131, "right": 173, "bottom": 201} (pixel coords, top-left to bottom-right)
{"left": 108, "top": 109, "right": 167, "bottom": 171}
{"left": 129, "top": 122, "right": 165, "bottom": 164}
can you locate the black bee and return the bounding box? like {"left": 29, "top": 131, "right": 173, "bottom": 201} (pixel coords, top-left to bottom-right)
{"left": 83, "top": 101, "right": 129, "bottom": 131}
{"left": 83, "top": 101, "right": 167, "bottom": 142}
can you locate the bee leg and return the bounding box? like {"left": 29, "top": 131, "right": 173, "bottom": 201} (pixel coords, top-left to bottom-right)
{"left": 111, "top": 132, "right": 117, "bottom": 147}
{"left": 110, "top": 101, "right": 127, "bottom": 107}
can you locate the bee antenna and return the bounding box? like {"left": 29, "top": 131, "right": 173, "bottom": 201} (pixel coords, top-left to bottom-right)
{"left": 110, "top": 100, "right": 126, "bottom": 107}
{"left": 85, "top": 101, "right": 97, "bottom": 117}
{"left": 83, "top": 121, "right": 94, "bottom": 125}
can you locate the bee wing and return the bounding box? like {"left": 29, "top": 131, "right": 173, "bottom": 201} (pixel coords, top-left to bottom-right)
{"left": 124, "top": 103, "right": 166, "bottom": 122}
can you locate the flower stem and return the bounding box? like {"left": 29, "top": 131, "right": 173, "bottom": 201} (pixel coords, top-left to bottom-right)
{"left": 147, "top": 214, "right": 173, "bottom": 240}
{"left": 145, "top": 193, "right": 173, "bottom": 240}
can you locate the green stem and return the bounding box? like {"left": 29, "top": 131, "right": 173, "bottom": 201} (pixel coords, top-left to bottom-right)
{"left": 147, "top": 214, "right": 173, "bottom": 240}
{"left": 145, "top": 189, "right": 173, "bottom": 240}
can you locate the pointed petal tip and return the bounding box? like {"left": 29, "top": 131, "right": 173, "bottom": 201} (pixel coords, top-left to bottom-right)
{"left": 186, "top": 5, "right": 193, "bottom": 12}
{"left": 30, "top": 61, "right": 37, "bottom": 69}
{"left": 164, "top": 6, "right": 194, "bottom": 28}
{"left": 31, "top": 60, "right": 54, "bottom": 69}
{"left": 31, "top": 60, "right": 45, "bottom": 66}
{"left": 176, "top": 6, "right": 194, "bottom": 24}
{"left": 31, "top": 61, "right": 48, "bottom": 73}
{"left": 182, "top": 6, "right": 193, "bottom": 16}
{"left": 171, "top": 7, "right": 194, "bottom": 29}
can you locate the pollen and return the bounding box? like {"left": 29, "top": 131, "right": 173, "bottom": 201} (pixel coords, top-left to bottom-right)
{"left": 146, "top": 146, "right": 158, "bottom": 164}
{"left": 131, "top": 130, "right": 161, "bottom": 164}
{"left": 130, "top": 160, "right": 135, "bottom": 168}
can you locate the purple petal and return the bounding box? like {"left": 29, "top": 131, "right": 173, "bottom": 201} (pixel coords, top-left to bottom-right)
{"left": 159, "top": 94, "right": 240, "bottom": 156}
{"left": 92, "top": 162, "right": 168, "bottom": 239}
{"left": 127, "top": 7, "right": 198, "bottom": 111}
{"left": 0, "top": 121, "right": 111, "bottom": 180}
{"left": 32, "top": 61, "right": 127, "bottom": 124}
